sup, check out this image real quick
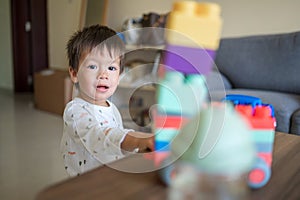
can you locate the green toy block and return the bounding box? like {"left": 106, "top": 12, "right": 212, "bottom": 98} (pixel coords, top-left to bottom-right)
{"left": 156, "top": 71, "right": 207, "bottom": 116}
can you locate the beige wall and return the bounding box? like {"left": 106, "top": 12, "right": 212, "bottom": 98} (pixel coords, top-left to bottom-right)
{"left": 48, "top": 0, "right": 300, "bottom": 70}
{"left": 85, "top": 0, "right": 106, "bottom": 26}
{"left": 107, "top": 0, "right": 300, "bottom": 37}
{"left": 0, "top": 0, "right": 13, "bottom": 90}
{"left": 211, "top": 0, "right": 300, "bottom": 37}
{"left": 47, "top": 0, "right": 106, "bottom": 70}
{"left": 106, "top": 0, "right": 175, "bottom": 31}
{"left": 1, "top": 0, "right": 300, "bottom": 90}
{"left": 47, "top": 0, "right": 82, "bottom": 70}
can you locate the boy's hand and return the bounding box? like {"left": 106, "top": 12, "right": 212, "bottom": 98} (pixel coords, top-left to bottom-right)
{"left": 121, "top": 132, "right": 154, "bottom": 153}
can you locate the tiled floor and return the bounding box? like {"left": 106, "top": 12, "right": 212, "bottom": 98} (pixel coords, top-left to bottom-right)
{"left": 0, "top": 90, "right": 69, "bottom": 200}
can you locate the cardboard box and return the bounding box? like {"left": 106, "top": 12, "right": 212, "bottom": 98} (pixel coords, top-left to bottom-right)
{"left": 34, "top": 69, "right": 73, "bottom": 115}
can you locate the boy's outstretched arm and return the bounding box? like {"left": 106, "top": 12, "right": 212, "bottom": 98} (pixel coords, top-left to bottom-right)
{"left": 121, "top": 132, "right": 154, "bottom": 153}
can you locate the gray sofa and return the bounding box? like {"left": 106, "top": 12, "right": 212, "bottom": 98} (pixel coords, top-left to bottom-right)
{"left": 206, "top": 31, "right": 300, "bottom": 135}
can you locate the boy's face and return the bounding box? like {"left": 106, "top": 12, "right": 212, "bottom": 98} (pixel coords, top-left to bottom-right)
{"left": 69, "top": 48, "right": 121, "bottom": 106}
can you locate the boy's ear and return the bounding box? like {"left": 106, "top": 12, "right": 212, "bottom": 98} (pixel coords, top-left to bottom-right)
{"left": 69, "top": 67, "right": 78, "bottom": 83}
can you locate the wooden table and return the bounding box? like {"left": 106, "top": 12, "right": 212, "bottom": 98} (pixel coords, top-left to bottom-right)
{"left": 36, "top": 132, "right": 300, "bottom": 200}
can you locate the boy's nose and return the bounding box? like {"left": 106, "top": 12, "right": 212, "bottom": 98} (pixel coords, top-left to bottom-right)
{"left": 97, "top": 69, "right": 108, "bottom": 79}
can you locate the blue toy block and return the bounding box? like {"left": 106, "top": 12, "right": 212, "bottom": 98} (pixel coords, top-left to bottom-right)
{"left": 155, "top": 128, "right": 179, "bottom": 152}
{"left": 255, "top": 143, "right": 273, "bottom": 153}
{"left": 224, "top": 94, "right": 276, "bottom": 118}
{"left": 155, "top": 141, "right": 171, "bottom": 152}
{"left": 223, "top": 94, "right": 262, "bottom": 107}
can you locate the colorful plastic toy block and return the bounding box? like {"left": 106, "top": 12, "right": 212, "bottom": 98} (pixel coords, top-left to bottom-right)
{"left": 152, "top": 1, "right": 223, "bottom": 172}
{"left": 153, "top": 112, "right": 189, "bottom": 165}
{"left": 224, "top": 94, "right": 261, "bottom": 108}
{"left": 161, "top": 1, "right": 222, "bottom": 75}
{"left": 160, "top": 103, "right": 256, "bottom": 185}
{"left": 223, "top": 94, "right": 276, "bottom": 188}
{"left": 162, "top": 44, "right": 216, "bottom": 74}
{"left": 165, "top": 1, "right": 222, "bottom": 49}
{"left": 156, "top": 71, "right": 207, "bottom": 116}
{"left": 154, "top": 115, "right": 189, "bottom": 129}
{"left": 153, "top": 71, "right": 207, "bottom": 166}
{"left": 153, "top": 128, "right": 178, "bottom": 166}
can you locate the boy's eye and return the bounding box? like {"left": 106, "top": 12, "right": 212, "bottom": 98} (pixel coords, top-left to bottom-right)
{"left": 108, "top": 66, "right": 117, "bottom": 71}
{"left": 88, "top": 65, "right": 97, "bottom": 70}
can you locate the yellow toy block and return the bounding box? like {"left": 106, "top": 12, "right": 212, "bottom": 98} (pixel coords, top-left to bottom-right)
{"left": 165, "top": 1, "right": 222, "bottom": 50}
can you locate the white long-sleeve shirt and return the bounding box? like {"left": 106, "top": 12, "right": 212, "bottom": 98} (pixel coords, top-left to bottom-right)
{"left": 61, "top": 97, "right": 133, "bottom": 176}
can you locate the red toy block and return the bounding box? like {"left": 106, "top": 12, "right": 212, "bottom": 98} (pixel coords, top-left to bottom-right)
{"left": 154, "top": 115, "right": 189, "bottom": 129}
{"left": 235, "top": 105, "right": 276, "bottom": 129}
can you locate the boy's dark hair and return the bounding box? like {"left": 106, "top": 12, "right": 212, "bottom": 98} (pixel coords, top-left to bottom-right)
{"left": 67, "top": 25, "right": 125, "bottom": 73}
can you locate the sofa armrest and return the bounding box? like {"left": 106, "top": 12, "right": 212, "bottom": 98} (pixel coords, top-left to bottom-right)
{"left": 206, "top": 70, "right": 232, "bottom": 91}
{"left": 291, "top": 109, "right": 300, "bottom": 135}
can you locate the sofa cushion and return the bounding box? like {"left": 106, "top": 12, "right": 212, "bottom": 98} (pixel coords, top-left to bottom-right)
{"left": 215, "top": 31, "right": 300, "bottom": 94}
{"left": 205, "top": 70, "right": 232, "bottom": 92}
{"left": 209, "top": 89, "right": 300, "bottom": 134}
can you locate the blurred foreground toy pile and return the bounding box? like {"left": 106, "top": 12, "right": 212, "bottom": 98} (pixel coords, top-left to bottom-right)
{"left": 151, "top": 1, "right": 276, "bottom": 198}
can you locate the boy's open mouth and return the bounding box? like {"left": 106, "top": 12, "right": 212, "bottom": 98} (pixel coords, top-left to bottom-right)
{"left": 97, "top": 85, "right": 109, "bottom": 92}
{"left": 97, "top": 85, "right": 109, "bottom": 89}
